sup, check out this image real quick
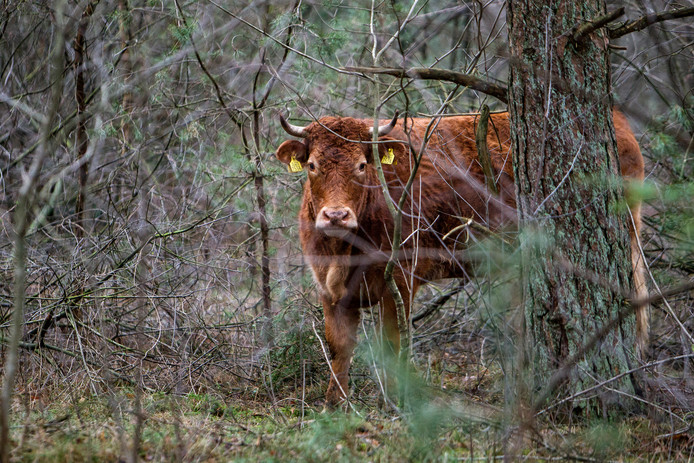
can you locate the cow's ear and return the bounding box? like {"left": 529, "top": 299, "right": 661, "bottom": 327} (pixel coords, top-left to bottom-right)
{"left": 276, "top": 140, "right": 308, "bottom": 166}
{"left": 375, "top": 139, "right": 406, "bottom": 165}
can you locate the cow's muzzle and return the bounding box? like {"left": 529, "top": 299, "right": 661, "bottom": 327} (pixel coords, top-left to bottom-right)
{"left": 316, "top": 207, "right": 358, "bottom": 235}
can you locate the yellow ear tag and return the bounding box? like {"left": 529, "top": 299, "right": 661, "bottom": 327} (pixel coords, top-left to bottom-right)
{"left": 289, "top": 156, "right": 303, "bottom": 173}
{"left": 381, "top": 148, "right": 396, "bottom": 165}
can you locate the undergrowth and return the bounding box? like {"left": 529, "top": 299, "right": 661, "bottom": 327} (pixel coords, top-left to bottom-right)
{"left": 7, "top": 388, "right": 693, "bottom": 462}
{"left": 5, "top": 333, "right": 694, "bottom": 463}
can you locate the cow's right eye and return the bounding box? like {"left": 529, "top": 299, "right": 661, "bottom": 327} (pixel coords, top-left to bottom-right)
{"left": 308, "top": 162, "right": 316, "bottom": 172}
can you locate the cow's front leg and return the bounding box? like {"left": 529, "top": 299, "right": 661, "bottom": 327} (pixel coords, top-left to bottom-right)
{"left": 323, "top": 296, "right": 360, "bottom": 407}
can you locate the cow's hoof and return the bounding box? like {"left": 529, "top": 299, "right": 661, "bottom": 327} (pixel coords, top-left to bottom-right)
{"left": 325, "top": 390, "right": 347, "bottom": 410}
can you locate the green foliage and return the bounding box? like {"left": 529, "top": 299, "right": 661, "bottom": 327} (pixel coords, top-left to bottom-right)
{"left": 644, "top": 109, "right": 694, "bottom": 274}
{"left": 268, "top": 312, "right": 325, "bottom": 390}
{"left": 186, "top": 392, "right": 229, "bottom": 418}
{"left": 670, "top": 104, "right": 693, "bottom": 132}
{"left": 221, "top": 146, "right": 254, "bottom": 175}
{"left": 318, "top": 30, "right": 348, "bottom": 56}
{"left": 648, "top": 105, "right": 693, "bottom": 178}
{"left": 651, "top": 130, "right": 678, "bottom": 161}
{"left": 583, "top": 421, "right": 629, "bottom": 459}
{"left": 651, "top": 182, "right": 694, "bottom": 264}
{"left": 270, "top": 11, "right": 295, "bottom": 33}
{"left": 168, "top": 21, "right": 197, "bottom": 50}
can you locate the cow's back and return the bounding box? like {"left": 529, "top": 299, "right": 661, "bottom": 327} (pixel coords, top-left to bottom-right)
{"left": 377, "top": 110, "right": 642, "bottom": 222}
{"left": 371, "top": 113, "right": 517, "bottom": 240}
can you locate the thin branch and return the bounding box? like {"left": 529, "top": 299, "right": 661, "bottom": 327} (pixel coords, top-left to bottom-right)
{"left": 0, "top": 92, "right": 47, "bottom": 124}
{"left": 609, "top": 7, "right": 694, "bottom": 39}
{"left": 374, "top": 0, "right": 423, "bottom": 63}
{"left": 174, "top": 0, "right": 241, "bottom": 125}
{"left": 209, "top": 0, "right": 360, "bottom": 77}
{"left": 538, "top": 353, "right": 694, "bottom": 417}
{"left": 345, "top": 66, "right": 508, "bottom": 103}
{"left": 411, "top": 281, "right": 465, "bottom": 326}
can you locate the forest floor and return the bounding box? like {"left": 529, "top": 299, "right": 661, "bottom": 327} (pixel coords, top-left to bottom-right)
{"left": 6, "top": 344, "right": 693, "bottom": 462}
{"left": 10, "top": 392, "right": 690, "bottom": 462}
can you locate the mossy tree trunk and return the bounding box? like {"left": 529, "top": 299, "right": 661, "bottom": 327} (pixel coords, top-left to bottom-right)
{"left": 507, "top": 1, "right": 639, "bottom": 417}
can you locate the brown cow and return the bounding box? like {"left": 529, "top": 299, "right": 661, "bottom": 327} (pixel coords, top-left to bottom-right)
{"left": 275, "top": 110, "right": 647, "bottom": 406}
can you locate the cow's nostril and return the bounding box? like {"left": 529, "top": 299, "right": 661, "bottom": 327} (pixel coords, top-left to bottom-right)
{"left": 316, "top": 207, "right": 357, "bottom": 231}
{"left": 325, "top": 209, "right": 348, "bottom": 221}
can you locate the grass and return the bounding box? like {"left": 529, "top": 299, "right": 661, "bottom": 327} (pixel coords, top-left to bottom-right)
{"left": 8, "top": 392, "right": 415, "bottom": 462}
{"left": 9, "top": 393, "right": 511, "bottom": 462}
{"left": 6, "top": 347, "right": 693, "bottom": 462}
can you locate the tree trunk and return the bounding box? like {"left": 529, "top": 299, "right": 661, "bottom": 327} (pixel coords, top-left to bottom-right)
{"left": 508, "top": 0, "right": 639, "bottom": 417}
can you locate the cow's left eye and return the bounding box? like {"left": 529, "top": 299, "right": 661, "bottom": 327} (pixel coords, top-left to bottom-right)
{"left": 358, "top": 162, "right": 367, "bottom": 173}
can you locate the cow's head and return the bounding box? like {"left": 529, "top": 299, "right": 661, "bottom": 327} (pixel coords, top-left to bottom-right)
{"left": 276, "top": 113, "right": 400, "bottom": 236}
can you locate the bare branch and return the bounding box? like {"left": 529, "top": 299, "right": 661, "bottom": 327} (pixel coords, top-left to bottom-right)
{"left": 345, "top": 66, "right": 508, "bottom": 103}
{"left": 572, "top": 7, "right": 624, "bottom": 41}
{"left": 609, "top": 6, "right": 694, "bottom": 39}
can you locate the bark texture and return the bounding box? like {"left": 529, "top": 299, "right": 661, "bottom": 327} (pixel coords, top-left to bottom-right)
{"left": 508, "top": 1, "right": 639, "bottom": 416}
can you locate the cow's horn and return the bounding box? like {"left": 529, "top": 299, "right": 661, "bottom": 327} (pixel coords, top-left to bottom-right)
{"left": 279, "top": 115, "right": 308, "bottom": 138}
{"left": 369, "top": 111, "right": 399, "bottom": 137}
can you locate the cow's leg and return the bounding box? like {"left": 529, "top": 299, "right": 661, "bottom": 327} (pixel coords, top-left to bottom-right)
{"left": 323, "top": 297, "right": 360, "bottom": 406}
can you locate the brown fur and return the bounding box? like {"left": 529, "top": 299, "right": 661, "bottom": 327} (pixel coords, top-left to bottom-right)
{"left": 276, "top": 110, "right": 647, "bottom": 406}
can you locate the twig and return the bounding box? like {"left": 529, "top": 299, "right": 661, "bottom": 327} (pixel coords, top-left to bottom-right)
{"left": 173, "top": 0, "right": 241, "bottom": 125}
{"left": 2, "top": 338, "right": 135, "bottom": 386}
{"left": 0, "top": 93, "right": 47, "bottom": 124}
{"left": 373, "top": 0, "right": 423, "bottom": 63}
{"left": 411, "top": 281, "right": 465, "bottom": 326}
{"left": 209, "top": 0, "right": 358, "bottom": 77}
